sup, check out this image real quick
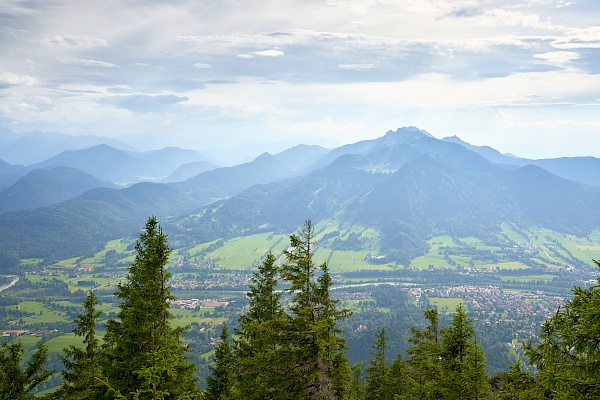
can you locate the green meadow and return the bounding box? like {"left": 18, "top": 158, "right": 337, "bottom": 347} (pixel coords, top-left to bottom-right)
{"left": 428, "top": 297, "right": 466, "bottom": 312}
{"left": 500, "top": 274, "right": 557, "bottom": 283}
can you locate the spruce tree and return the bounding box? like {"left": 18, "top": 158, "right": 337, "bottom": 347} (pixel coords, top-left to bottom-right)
{"left": 233, "top": 253, "right": 289, "bottom": 399}
{"left": 439, "top": 305, "right": 490, "bottom": 399}
{"left": 57, "top": 291, "right": 103, "bottom": 399}
{"left": 102, "top": 216, "right": 199, "bottom": 399}
{"left": 489, "top": 361, "right": 547, "bottom": 399}
{"left": 525, "top": 260, "right": 600, "bottom": 398}
{"left": 0, "top": 341, "right": 54, "bottom": 399}
{"left": 204, "top": 324, "right": 234, "bottom": 400}
{"left": 402, "top": 308, "right": 444, "bottom": 399}
{"left": 280, "top": 220, "right": 351, "bottom": 399}
{"left": 364, "top": 328, "right": 388, "bottom": 400}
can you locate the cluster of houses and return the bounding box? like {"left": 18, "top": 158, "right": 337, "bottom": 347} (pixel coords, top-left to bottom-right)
{"left": 168, "top": 298, "right": 230, "bottom": 309}
{"left": 2, "top": 329, "right": 58, "bottom": 338}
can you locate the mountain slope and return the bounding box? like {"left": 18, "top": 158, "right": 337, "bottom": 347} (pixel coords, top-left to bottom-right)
{"left": 28, "top": 145, "right": 211, "bottom": 184}
{"left": 443, "top": 135, "right": 600, "bottom": 187}
{"left": 0, "top": 152, "right": 298, "bottom": 266}
{"left": 163, "top": 161, "right": 220, "bottom": 183}
{"left": 0, "top": 160, "right": 28, "bottom": 191}
{"left": 29, "top": 144, "right": 148, "bottom": 183}
{"left": 174, "top": 134, "right": 600, "bottom": 262}
{"left": 0, "top": 130, "right": 134, "bottom": 165}
{"left": 0, "top": 167, "right": 114, "bottom": 214}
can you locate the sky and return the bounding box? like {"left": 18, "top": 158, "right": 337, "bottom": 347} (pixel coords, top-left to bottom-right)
{"left": 1, "top": 0, "right": 599, "bottom": 159}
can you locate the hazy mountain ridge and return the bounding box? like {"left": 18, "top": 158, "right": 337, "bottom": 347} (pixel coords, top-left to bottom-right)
{"left": 0, "top": 167, "right": 115, "bottom": 214}
{"left": 443, "top": 135, "right": 600, "bottom": 187}
{"left": 0, "top": 127, "right": 599, "bottom": 268}
{"left": 0, "top": 129, "right": 134, "bottom": 165}
{"left": 29, "top": 144, "right": 210, "bottom": 185}
{"left": 173, "top": 130, "right": 600, "bottom": 259}
{"left": 163, "top": 161, "right": 220, "bottom": 183}
{"left": 0, "top": 152, "right": 300, "bottom": 264}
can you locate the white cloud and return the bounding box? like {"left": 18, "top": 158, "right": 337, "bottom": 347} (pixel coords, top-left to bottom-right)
{"left": 58, "top": 56, "right": 119, "bottom": 68}
{"left": 338, "top": 63, "right": 378, "bottom": 70}
{"left": 1, "top": 0, "right": 600, "bottom": 158}
{"left": 251, "top": 50, "right": 284, "bottom": 57}
{"left": 40, "top": 35, "right": 109, "bottom": 48}
{"left": 0, "top": 71, "right": 37, "bottom": 87}
{"left": 533, "top": 50, "right": 580, "bottom": 65}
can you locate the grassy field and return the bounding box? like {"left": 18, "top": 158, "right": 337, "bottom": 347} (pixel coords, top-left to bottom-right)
{"left": 428, "top": 297, "right": 466, "bottom": 312}
{"left": 496, "top": 262, "right": 530, "bottom": 270}
{"left": 328, "top": 250, "right": 391, "bottom": 272}
{"left": 500, "top": 274, "right": 557, "bottom": 282}
{"left": 205, "top": 232, "right": 290, "bottom": 270}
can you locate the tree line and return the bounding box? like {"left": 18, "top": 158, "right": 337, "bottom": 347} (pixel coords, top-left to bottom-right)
{"left": 2, "top": 217, "right": 600, "bottom": 399}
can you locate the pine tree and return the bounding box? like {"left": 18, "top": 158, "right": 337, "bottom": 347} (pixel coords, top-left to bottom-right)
{"left": 57, "top": 291, "right": 103, "bottom": 399}
{"left": 204, "top": 324, "right": 234, "bottom": 400}
{"left": 364, "top": 328, "right": 388, "bottom": 400}
{"left": 102, "top": 216, "right": 199, "bottom": 399}
{"left": 233, "top": 253, "right": 289, "bottom": 399}
{"left": 489, "top": 361, "right": 547, "bottom": 399}
{"left": 0, "top": 341, "right": 54, "bottom": 399}
{"left": 402, "top": 308, "right": 444, "bottom": 399}
{"left": 280, "top": 220, "right": 351, "bottom": 399}
{"left": 439, "top": 304, "right": 490, "bottom": 399}
{"left": 525, "top": 260, "right": 600, "bottom": 398}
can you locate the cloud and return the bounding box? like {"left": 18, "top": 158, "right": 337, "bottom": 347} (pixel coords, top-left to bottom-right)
{"left": 193, "top": 63, "right": 211, "bottom": 68}
{"left": 236, "top": 50, "right": 285, "bottom": 59}
{"left": 534, "top": 51, "right": 580, "bottom": 65}
{"left": 40, "top": 35, "right": 109, "bottom": 48}
{"left": 0, "top": 71, "right": 37, "bottom": 88}
{"left": 251, "top": 50, "right": 284, "bottom": 57}
{"left": 338, "top": 63, "right": 378, "bottom": 70}
{"left": 0, "top": 0, "right": 37, "bottom": 16}
{"left": 107, "top": 94, "right": 189, "bottom": 113}
{"left": 58, "top": 56, "right": 119, "bottom": 68}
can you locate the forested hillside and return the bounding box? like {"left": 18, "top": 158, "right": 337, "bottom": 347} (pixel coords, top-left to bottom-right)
{"left": 2, "top": 218, "right": 599, "bottom": 399}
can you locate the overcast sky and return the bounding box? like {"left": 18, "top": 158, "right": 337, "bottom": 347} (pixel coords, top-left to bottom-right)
{"left": 1, "top": 0, "right": 599, "bottom": 159}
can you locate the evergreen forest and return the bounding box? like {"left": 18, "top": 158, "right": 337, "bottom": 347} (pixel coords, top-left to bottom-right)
{"left": 1, "top": 217, "right": 600, "bottom": 399}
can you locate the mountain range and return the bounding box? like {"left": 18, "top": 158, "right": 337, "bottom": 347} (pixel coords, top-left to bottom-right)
{"left": 0, "top": 127, "right": 599, "bottom": 269}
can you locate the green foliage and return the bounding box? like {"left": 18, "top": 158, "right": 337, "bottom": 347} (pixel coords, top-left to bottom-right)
{"left": 489, "top": 361, "right": 547, "bottom": 399}
{"left": 280, "top": 220, "right": 352, "bottom": 399}
{"left": 102, "top": 216, "right": 200, "bottom": 399}
{"left": 204, "top": 325, "right": 234, "bottom": 400}
{"left": 56, "top": 291, "right": 103, "bottom": 399}
{"left": 395, "top": 306, "right": 491, "bottom": 400}
{"left": 233, "top": 253, "right": 289, "bottom": 399}
{"left": 525, "top": 260, "right": 600, "bottom": 398}
{"left": 364, "top": 328, "right": 388, "bottom": 400}
{"left": 0, "top": 340, "right": 54, "bottom": 399}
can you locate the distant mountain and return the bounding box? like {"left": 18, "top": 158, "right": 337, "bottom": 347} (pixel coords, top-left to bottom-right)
{"left": 174, "top": 134, "right": 600, "bottom": 260}
{"left": 163, "top": 161, "right": 220, "bottom": 183}
{"left": 443, "top": 135, "right": 600, "bottom": 187}
{"left": 1, "top": 128, "right": 600, "bottom": 270}
{"left": 172, "top": 152, "right": 293, "bottom": 202}
{"left": 29, "top": 144, "right": 148, "bottom": 184}
{"left": 0, "top": 152, "right": 299, "bottom": 266}
{"left": 273, "top": 144, "right": 330, "bottom": 172}
{"left": 28, "top": 145, "right": 209, "bottom": 185}
{"left": 0, "top": 167, "right": 114, "bottom": 214}
{"left": 0, "top": 130, "right": 134, "bottom": 165}
{"left": 0, "top": 159, "right": 28, "bottom": 191}
{"left": 308, "top": 127, "right": 433, "bottom": 171}
{"left": 131, "top": 147, "right": 210, "bottom": 178}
